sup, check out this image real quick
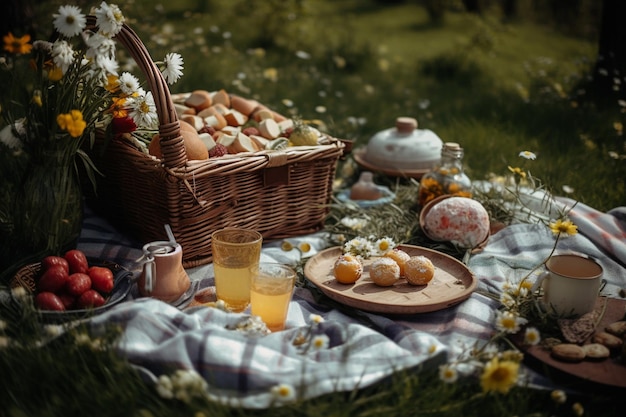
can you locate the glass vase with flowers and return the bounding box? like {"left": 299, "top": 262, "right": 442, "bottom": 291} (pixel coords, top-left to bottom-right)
{"left": 0, "top": 2, "right": 184, "bottom": 280}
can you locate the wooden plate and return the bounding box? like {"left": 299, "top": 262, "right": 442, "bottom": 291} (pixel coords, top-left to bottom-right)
{"left": 511, "top": 297, "right": 626, "bottom": 390}
{"left": 353, "top": 148, "right": 429, "bottom": 179}
{"left": 303, "top": 245, "right": 477, "bottom": 314}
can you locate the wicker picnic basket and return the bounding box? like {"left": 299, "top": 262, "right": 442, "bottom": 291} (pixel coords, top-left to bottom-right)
{"left": 85, "top": 17, "right": 346, "bottom": 268}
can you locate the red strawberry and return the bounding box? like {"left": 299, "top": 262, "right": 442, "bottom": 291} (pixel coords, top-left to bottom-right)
{"left": 35, "top": 292, "right": 66, "bottom": 311}
{"left": 38, "top": 265, "right": 69, "bottom": 293}
{"left": 88, "top": 266, "right": 114, "bottom": 294}
{"left": 76, "top": 290, "right": 106, "bottom": 309}
{"left": 66, "top": 273, "right": 92, "bottom": 296}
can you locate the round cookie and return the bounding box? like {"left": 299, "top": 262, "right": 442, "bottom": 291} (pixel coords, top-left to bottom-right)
{"left": 551, "top": 343, "right": 585, "bottom": 363}
{"left": 383, "top": 249, "right": 411, "bottom": 277}
{"left": 592, "top": 331, "right": 623, "bottom": 351}
{"left": 370, "top": 257, "right": 400, "bottom": 287}
{"left": 333, "top": 254, "right": 363, "bottom": 284}
{"left": 404, "top": 256, "right": 435, "bottom": 286}
{"left": 606, "top": 321, "right": 626, "bottom": 337}
{"left": 582, "top": 343, "right": 610, "bottom": 361}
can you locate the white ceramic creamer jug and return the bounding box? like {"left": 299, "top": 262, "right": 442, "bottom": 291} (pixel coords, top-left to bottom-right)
{"left": 138, "top": 241, "right": 190, "bottom": 303}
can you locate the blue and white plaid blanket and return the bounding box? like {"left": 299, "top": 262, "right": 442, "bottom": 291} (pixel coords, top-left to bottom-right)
{"left": 81, "top": 198, "right": 626, "bottom": 408}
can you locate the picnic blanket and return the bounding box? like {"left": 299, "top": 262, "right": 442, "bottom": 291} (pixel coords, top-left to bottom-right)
{"left": 79, "top": 198, "right": 626, "bottom": 408}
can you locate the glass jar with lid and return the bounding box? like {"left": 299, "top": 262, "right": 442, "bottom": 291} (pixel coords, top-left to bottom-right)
{"left": 417, "top": 142, "right": 472, "bottom": 207}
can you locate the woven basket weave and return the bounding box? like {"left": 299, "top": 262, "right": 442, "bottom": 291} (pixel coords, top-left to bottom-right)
{"left": 85, "top": 17, "right": 345, "bottom": 268}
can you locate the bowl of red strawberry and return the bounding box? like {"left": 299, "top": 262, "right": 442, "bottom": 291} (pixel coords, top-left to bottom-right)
{"left": 11, "top": 249, "right": 132, "bottom": 322}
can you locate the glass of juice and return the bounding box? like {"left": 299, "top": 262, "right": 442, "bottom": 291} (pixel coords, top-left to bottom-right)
{"left": 250, "top": 263, "right": 296, "bottom": 332}
{"left": 211, "top": 228, "right": 263, "bottom": 312}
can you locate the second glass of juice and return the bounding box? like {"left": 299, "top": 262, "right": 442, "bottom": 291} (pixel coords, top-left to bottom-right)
{"left": 250, "top": 263, "right": 296, "bottom": 332}
{"left": 211, "top": 228, "right": 263, "bottom": 312}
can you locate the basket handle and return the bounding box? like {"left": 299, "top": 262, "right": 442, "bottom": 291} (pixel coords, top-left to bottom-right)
{"left": 86, "top": 16, "right": 188, "bottom": 169}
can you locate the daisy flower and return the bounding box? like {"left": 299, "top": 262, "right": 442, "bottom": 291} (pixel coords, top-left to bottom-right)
{"left": 311, "top": 334, "right": 329, "bottom": 350}
{"left": 85, "top": 33, "right": 116, "bottom": 61}
{"left": 156, "top": 374, "right": 174, "bottom": 399}
{"left": 373, "top": 237, "right": 395, "bottom": 255}
{"left": 439, "top": 364, "right": 458, "bottom": 383}
{"left": 51, "top": 39, "right": 75, "bottom": 74}
{"left": 572, "top": 402, "right": 584, "bottom": 417}
{"left": 0, "top": 120, "right": 25, "bottom": 150}
{"left": 480, "top": 357, "right": 519, "bottom": 394}
{"left": 94, "top": 1, "right": 125, "bottom": 37}
{"left": 499, "top": 291, "right": 516, "bottom": 309}
{"left": 523, "top": 327, "right": 541, "bottom": 345}
{"left": 309, "top": 314, "right": 324, "bottom": 324}
{"left": 10, "top": 285, "right": 28, "bottom": 299}
{"left": 161, "top": 52, "right": 184, "bottom": 85}
{"left": 518, "top": 150, "right": 537, "bottom": 160}
{"left": 343, "top": 237, "right": 374, "bottom": 258}
{"left": 495, "top": 310, "right": 527, "bottom": 334}
{"left": 551, "top": 389, "right": 567, "bottom": 404}
{"left": 129, "top": 91, "right": 158, "bottom": 130}
{"left": 118, "top": 72, "right": 140, "bottom": 96}
{"left": 271, "top": 383, "right": 296, "bottom": 402}
{"left": 339, "top": 216, "right": 367, "bottom": 231}
{"left": 53, "top": 5, "right": 86, "bottom": 38}
{"left": 281, "top": 240, "right": 294, "bottom": 252}
{"left": 549, "top": 219, "right": 578, "bottom": 236}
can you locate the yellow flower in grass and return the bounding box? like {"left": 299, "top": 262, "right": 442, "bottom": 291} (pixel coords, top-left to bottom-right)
{"left": 57, "top": 110, "right": 87, "bottom": 138}
{"left": 507, "top": 166, "right": 526, "bottom": 179}
{"left": 549, "top": 219, "right": 578, "bottom": 236}
{"left": 480, "top": 357, "right": 519, "bottom": 394}
{"left": 3, "top": 33, "right": 32, "bottom": 55}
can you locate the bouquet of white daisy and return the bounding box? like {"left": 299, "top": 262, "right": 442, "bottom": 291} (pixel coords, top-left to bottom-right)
{"left": 0, "top": 2, "right": 184, "bottom": 278}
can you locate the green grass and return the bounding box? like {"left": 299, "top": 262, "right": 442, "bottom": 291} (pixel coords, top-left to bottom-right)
{"left": 113, "top": 0, "right": 622, "bottom": 211}
{"left": 2, "top": 1, "right": 624, "bottom": 416}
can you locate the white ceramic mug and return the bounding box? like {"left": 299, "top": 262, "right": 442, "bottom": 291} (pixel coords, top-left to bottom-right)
{"left": 532, "top": 253, "right": 605, "bottom": 317}
{"left": 138, "top": 241, "right": 190, "bottom": 303}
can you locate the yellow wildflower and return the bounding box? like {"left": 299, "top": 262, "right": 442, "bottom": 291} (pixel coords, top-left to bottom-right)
{"left": 3, "top": 33, "right": 32, "bottom": 55}
{"left": 507, "top": 166, "right": 526, "bottom": 179}
{"left": 47, "top": 65, "right": 64, "bottom": 82}
{"left": 57, "top": 110, "right": 87, "bottom": 138}
{"left": 105, "top": 74, "right": 120, "bottom": 93}
{"left": 32, "top": 90, "right": 42, "bottom": 107}
{"left": 108, "top": 97, "right": 129, "bottom": 118}
{"left": 549, "top": 219, "right": 578, "bottom": 236}
{"left": 480, "top": 357, "right": 519, "bottom": 394}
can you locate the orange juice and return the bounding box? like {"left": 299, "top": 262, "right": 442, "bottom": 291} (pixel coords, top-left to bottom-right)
{"left": 250, "top": 264, "right": 296, "bottom": 331}
{"left": 211, "top": 228, "right": 263, "bottom": 312}
{"left": 213, "top": 264, "right": 253, "bottom": 312}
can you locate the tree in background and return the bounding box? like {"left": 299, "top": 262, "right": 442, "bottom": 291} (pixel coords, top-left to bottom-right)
{"left": 593, "top": 0, "right": 626, "bottom": 100}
